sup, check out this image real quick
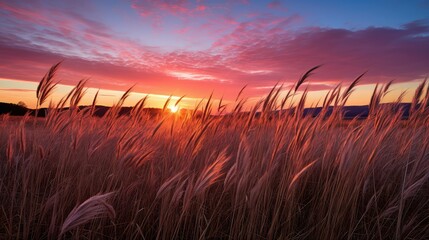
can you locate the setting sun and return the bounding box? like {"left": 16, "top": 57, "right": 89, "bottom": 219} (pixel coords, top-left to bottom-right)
{"left": 169, "top": 105, "right": 179, "bottom": 113}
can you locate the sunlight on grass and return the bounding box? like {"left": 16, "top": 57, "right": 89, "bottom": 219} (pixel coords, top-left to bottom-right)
{"left": 1, "top": 64, "right": 429, "bottom": 239}
{"left": 169, "top": 105, "right": 179, "bottom": 113}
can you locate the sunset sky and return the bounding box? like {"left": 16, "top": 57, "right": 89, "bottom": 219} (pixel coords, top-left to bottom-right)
{"left": 0, "top": 0, "right": 428, "bottom": 109}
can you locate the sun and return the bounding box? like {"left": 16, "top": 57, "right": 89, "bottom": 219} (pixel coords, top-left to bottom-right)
{"left": 169, "top": 105, "right": 179, "bottom": 113}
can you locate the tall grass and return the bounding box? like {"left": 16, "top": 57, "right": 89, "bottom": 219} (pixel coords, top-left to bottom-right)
{"left": 1, "top": 64, "right": 429, "bottom": 239}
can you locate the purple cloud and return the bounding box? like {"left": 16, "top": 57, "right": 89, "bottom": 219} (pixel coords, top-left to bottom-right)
{"left": 0, "top": 1, "right": 428, "bottom": 101}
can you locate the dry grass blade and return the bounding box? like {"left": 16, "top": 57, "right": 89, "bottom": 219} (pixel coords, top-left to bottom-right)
{"left": 295, "top": 65, "right": 321, "bottom": 92}
{"left": 90, "top": 89, "right": 100, "bottom": 116}
{"left": 59, "top": 192, "right": 116, "bottom": 236}
{"left": 131, "top": 95, "right": 149, "bottom": 118}
{"left": 151, "top": 118, "right": 166, "bottom": 137}
{"left": 245, "top": 99, "right": 263, "bottom": 132}
{"left": 280, "top": 87, "right": 294, "bottom": 112}
{"left": 175, "top": 95, "right": 186, "bottom": 106}
{"left": 70, "top": 79, "right": 88, "bottom": 110}
{"left": 37, "top": 61, "right": 62, "bottom": 106}
{"left": 192, "top": 97, "right": 205, "bottom": 118}
{"left": 6, "top": 135, "right": 14, "bottom": 163}
{"left": 422, "top": 77, "right": 429, "bottom": 110}
{"left": 232, "top": 98, "right": 247, "bottom": 114}
{"left": 341, "top": 71, "right": 366, "bottom": 104}
{"left": 194, "top": 149, "right": 230, "bottom": 195}
{"left": 296, "top": 87, "right": 309, "bottom": 116}
{"left": 288, "top": 160, "right": 317, "bottom": 190}
{"left": 382, "top": 80, "right": 394, "bottom": 97}
{"left": 236, "top": 85, "right": 247, "bottom": 102}
{"left": 162, "top": 95, "right": 172, "bottom": 113}
{"left": 369, "top": 83, "right": 381, "bottom": 115}
{"left": 57, "top": 86, "right": 77, "bottom": 109}
{"left": 395, "top": 90, "right": 407, "bottom": 105}
{"left": 156, "top": 171, "right": 185, "bottom": 199}
{"left": 262, "top": 83, "right": 278, "bottom": 114}
{"left": 411, "top": 79, "right": 427, "bottom": 114}
{"left": 202, "top": 92, "right": 213, "bottom": 122}
{"left": 217, "top": 95, "right": 226, "bottom": 114}
{"left": 118, "top": 85, "right": 135, "bottom": 107}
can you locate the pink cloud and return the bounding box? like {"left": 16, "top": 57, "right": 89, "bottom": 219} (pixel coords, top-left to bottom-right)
{"left": 0, "top": 1, "right": 428, "bottom": 103}
{"left": 131, "top": 0, "right": 192, "bottom": 16}
{"left": 196, "top": 5, "right": 207, "bottom": 11}
{"left": 2, "top": 18, "right": 428, "bottom": 100}
{"left": 129, "top": 0, "right": 249, "bottom": 29}
{"left": 267, "top": 1, "right": 282, "bottom": 9}
{"left": 211, "top": 20, "right": 429, "bottom": 86}
{"left": 0, "top": 2, "right": 167, "bottom": 68}
{"left": 0, "top": 2, "right": 47, "bottom": 24}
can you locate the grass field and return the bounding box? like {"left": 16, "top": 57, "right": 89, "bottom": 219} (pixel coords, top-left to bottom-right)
{"left": 1, "top": 65, "right": 429, "bottom": 239}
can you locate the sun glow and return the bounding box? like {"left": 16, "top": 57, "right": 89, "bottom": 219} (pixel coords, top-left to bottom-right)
{"left": 169, "top": 105, "right": 179, "bottom": 113}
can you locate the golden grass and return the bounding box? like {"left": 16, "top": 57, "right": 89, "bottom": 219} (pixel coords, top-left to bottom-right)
{"left": 0, "top": 64, "right": 429, "bottom": 239}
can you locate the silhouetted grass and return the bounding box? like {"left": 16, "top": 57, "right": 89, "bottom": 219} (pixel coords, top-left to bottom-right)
{"left": 1, "top": 64, "right": 429, "bottom": 239}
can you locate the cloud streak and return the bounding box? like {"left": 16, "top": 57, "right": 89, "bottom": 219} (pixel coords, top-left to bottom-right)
{"left": 0, "top": 88, "right": 35, "bottom": 92}
{"left": 0, "top": 1, "right": 428, "bottom": 104}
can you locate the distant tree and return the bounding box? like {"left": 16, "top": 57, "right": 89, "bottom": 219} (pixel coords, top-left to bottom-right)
{"left": 17, "top": 101, "right": 27, "bottom": 108}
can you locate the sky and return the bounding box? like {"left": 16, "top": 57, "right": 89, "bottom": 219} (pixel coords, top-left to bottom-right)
{"left": 0, "top": 0, "right": 428, "bottom": 109}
